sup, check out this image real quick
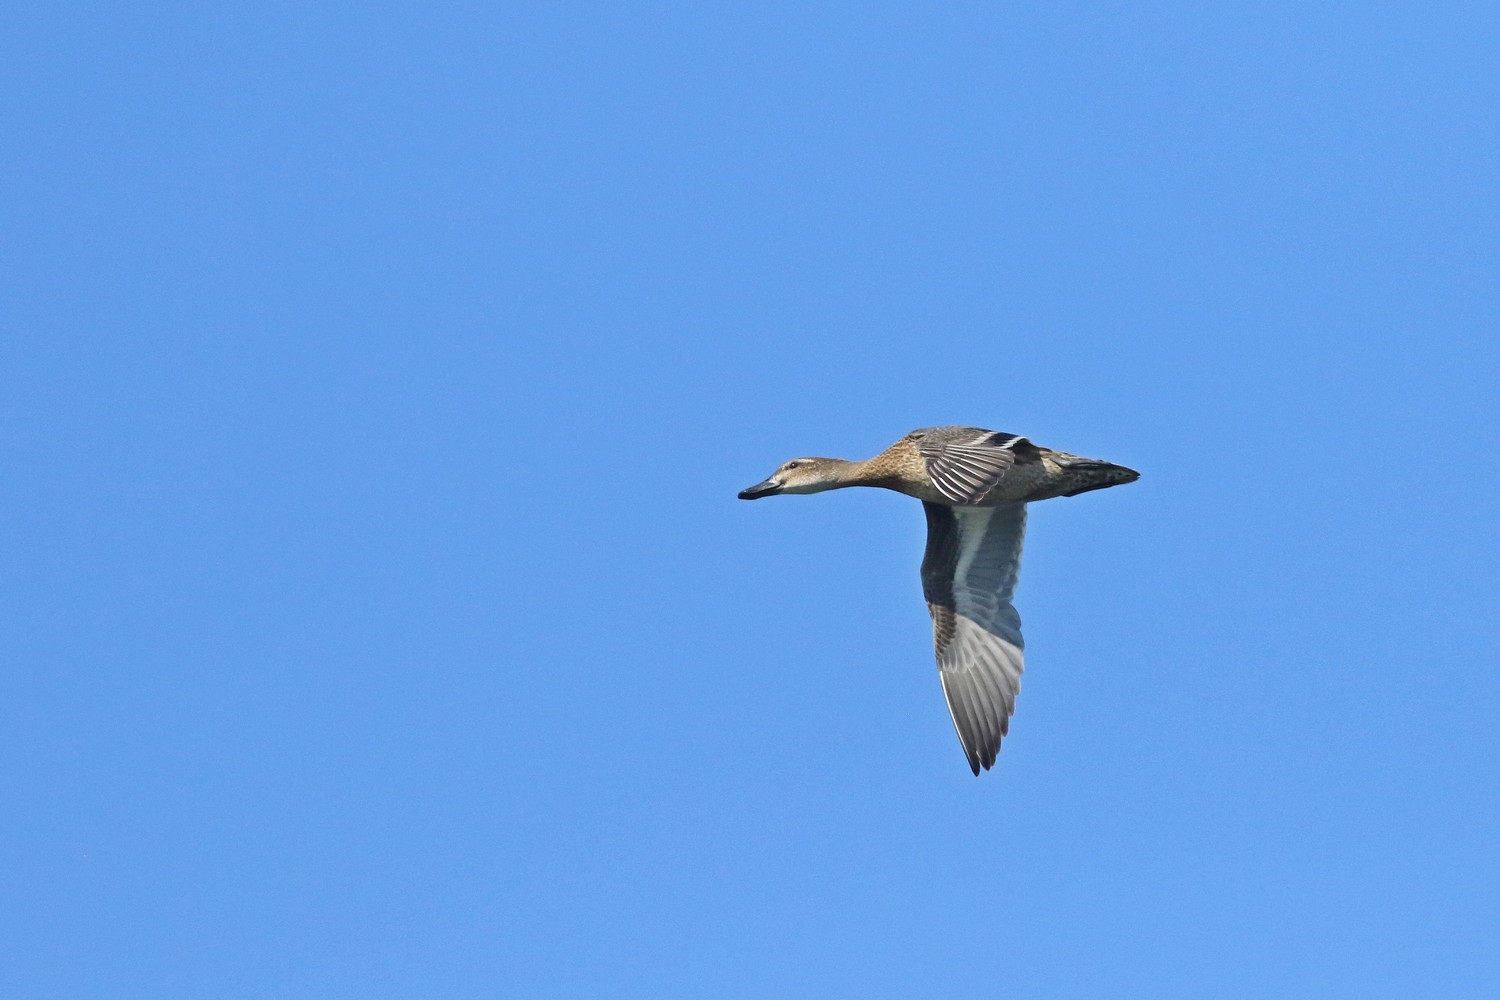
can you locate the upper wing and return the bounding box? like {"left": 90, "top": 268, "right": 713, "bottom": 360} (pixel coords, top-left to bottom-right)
{"left": 916, "top": 428, "right": 1026, "bottom": 505}
{"left": 920, "top": 501, "right": 1027, "bottom": 774}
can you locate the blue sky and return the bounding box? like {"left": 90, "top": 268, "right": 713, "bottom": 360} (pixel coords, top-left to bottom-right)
{"left": 4, "top": 3, "right": 1497, "bottom": 997}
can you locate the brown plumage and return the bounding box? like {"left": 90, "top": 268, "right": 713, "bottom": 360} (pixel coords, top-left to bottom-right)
{"left": 738, "top": 426, "right": 1138, "bottom": 774}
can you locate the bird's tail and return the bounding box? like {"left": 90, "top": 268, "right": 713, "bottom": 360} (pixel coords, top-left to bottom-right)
{"left": 1050, "top": 455, "right": 1140, "bottom": 498}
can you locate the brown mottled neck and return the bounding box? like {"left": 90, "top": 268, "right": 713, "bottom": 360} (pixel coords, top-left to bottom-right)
{"left": 818, "top": 457, "right": 871, "bottom": 487}
{"left": 853, "top": 438, "right": 922, "bottom": 486}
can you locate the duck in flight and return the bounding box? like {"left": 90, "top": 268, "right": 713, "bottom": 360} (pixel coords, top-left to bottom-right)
{"left": 738, "top": 426, "right": 1138, "bottom": 774}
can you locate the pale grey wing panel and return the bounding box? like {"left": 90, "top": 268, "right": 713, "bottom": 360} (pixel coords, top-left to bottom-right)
{"left": 924, "top": 503, "right": 1028, "bottom": 774}
{"left": 952, "top": 502, "right": 1027, "bottom": 613}
{"left": 918, "top": 430, "right": 1020, "bottom": 505}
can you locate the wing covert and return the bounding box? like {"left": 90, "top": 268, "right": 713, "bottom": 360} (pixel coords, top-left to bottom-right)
{"left": 917, "top": 429, "right": 1025, "bottom": 505}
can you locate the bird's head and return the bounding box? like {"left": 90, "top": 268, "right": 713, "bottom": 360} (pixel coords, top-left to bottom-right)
{"left": 737, "top": 457, "right": 849, "bottom": 499}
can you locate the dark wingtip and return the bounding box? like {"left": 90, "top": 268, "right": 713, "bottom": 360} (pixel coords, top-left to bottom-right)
{"left": 964, "top": 748, "right": 986, "bottom": 776}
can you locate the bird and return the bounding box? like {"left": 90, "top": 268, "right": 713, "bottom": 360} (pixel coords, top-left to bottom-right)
{"left": 738, "top": 426, "right": 1138, "bottom": 774}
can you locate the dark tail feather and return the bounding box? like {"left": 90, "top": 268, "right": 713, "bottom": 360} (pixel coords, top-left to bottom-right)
{"left": 1057, "top": 460, "right": 1140, "bottom": 498}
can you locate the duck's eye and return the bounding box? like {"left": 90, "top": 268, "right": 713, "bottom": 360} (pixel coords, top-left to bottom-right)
{"left": 785, "top": 461, "right": 801, "bottom": 470}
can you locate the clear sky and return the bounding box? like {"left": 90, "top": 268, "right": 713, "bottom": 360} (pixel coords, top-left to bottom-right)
{"left": 4, "top": 3, "right": 1497, "bottom": 997}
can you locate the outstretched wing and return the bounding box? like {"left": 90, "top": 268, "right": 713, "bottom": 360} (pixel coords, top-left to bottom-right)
{"left": 916, "top": 428, "right": 1026, "bottom": 505}
{"left": 920, "top": 501, "right": 1027, "bottom": 774}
